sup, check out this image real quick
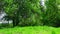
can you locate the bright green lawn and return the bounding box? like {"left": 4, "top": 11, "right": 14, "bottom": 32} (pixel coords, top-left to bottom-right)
{"left": 0, "top": 26, "right": 60, "bottom": 34}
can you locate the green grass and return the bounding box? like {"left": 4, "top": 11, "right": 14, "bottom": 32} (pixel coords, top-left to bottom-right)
{"left": 0, "top": 26, "right": 60, "bottom": 34}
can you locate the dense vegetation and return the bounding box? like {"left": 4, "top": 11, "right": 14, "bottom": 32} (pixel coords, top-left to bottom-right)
{"left": 0, "top": 0, "right": 60, "bottom": 27}
{"left": 0, "top": 0, "right": 60, "bottom": 34}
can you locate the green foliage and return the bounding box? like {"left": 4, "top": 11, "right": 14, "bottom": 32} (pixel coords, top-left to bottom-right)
{"left": 4, "top": 0, "right": 18, "bottom": 17}
{"left": 3, "top": 0, "right": 42, "bottom": 26}
{"left": 42, "top": 0, "right": 58, "bottom": 26}
{"left": 1, "top": 0, "right": 60, "bottom": 27}
{"left": 13, "top": 0, "right": 42, "bottom": 26}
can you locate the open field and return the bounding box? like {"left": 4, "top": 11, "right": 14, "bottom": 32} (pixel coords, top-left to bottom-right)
{"left": 0, "top": 26, "right": 60, "bottom": 34}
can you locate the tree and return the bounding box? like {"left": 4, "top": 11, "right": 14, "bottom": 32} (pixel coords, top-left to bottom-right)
{"left": 43, "top": 0, "right": 58, "bottom": 26}
{"left": 4, "top": 0, "right": 19, "bottom": 27}
{"left": 15, "top": 0, "right": 41, "bottom": 26}
{"left": 4, "top": 0, "right": 42, "bottom": 27}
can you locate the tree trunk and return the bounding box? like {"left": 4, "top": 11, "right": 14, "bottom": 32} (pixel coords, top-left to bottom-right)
{"left": 15, "top": 14, "right": 20, "bottom": 26}
{"left": 15, "top": 11, "right": 20, "bottom": 26}
{"left": 13, "top": 19, "right": 16, "bottom": 27}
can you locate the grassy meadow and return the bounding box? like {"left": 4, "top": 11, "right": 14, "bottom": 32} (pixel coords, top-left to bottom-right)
{"left": 0, "top": 26, "right": 60, "bottom": 34}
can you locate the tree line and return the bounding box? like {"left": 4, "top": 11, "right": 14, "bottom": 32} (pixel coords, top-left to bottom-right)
{"left": 0, "top": 0, "right": 60, "bottom": 27}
